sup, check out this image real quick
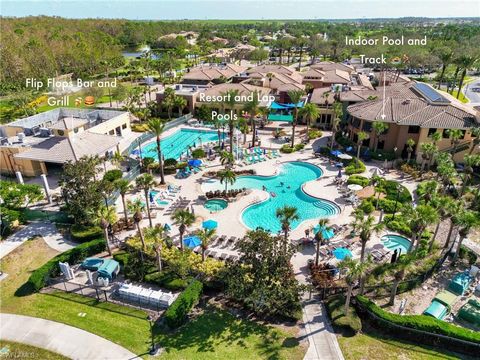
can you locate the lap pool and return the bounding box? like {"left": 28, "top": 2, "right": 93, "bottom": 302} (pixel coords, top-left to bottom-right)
{"left": 134, "top": 128, "right": 224, "bottom": 161}
{"left": 202, "top": 161, "right": 340, "bottom": 233}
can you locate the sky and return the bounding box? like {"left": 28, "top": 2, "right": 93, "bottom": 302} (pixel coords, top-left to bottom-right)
{"left": 1, "top": 0, "right": 479, "bottom": 20}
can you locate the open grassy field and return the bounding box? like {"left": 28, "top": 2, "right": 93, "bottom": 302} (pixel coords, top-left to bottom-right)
{"left": 0, "top": 340, "right": 68, "bottom": 360}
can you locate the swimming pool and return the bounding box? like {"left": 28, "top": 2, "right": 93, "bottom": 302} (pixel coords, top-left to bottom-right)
{"left": 135, "top": 128, "right": 224, "bottom": 161}
{"left": 381, "top": 234, "right": 411, "bottom": 254}
{"left": 204, "top": 198, "right": 228, "bottom": 212}
{"left": 202, "top": 162, "right": 340, "bottom": 232}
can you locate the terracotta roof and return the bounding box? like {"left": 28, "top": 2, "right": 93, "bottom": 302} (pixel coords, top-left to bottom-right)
{"left": 303, "top": 69, "right": 351, "bottom": 84}
{"left": 311, "top": 61, "right": 355, "bottom": 73}
{"left": 14, "top": 132, "right": 121, "bottom": 164}
{"left": 246, "top": 65, "right": 296, "bottom": 76}
{"left": 182, "top": 64, "right": 246, "bottom": 81}
{"left": 197, "top": 83, "right": 272, "bottom": 104}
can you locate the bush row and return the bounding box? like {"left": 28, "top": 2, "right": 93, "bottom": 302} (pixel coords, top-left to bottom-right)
{"left": 347, "top": 175, "right": 369, "bottom": 187}
{"left": 280, "top": 143, "right": 305, "bottom": 153}
{"left": 144, "top": 270, "right": 190, "bottom": 291}
{"left": 356, "top": 295, "right": 480, "bottom": 344}
{"left": 164, "top": 279, "right": 203, "bottom": 328}
{"left": 345, "top": 159, "right": 366, "bottom": 175}
{"left": 70, "top": 224, "right": 103, "bottom": 243}
{"left": 27, "top": 239, "right": 106, "bottom": 292}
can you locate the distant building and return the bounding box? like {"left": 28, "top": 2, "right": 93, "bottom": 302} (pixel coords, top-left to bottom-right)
{"left": 0, "top": 108, "right": 132, "bottom": 176}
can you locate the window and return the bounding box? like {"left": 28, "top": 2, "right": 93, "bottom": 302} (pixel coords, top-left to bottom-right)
{"left": 362, "top": 122, "right": 372, "bottom": 132}
{"left": 109, "top": 130, "right": 115, "bottom": 135}
{"left": 122, "top": 123, "right": 127, "bottom": 129}
{"left": 351, "top": 118, "right": 361, "bottom": 129}
{"left": 428, "top": 128, "right": 438, "bottom": 137}
{"left": 408, "top": 126, "right": 420, "bottom": 134}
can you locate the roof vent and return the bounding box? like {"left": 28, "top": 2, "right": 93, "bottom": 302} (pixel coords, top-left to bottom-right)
{"left": 402, "top": 99, "right": 411, "bottom": 105}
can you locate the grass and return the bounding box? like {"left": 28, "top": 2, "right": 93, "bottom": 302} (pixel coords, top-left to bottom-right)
{"left": 338, "top": 329, "right": 475, "bottom": 360}
{"left": 0, "top": 340, "right": 68, "bottom": 360}
{"left": 0, "top": 237, "right": 306, "bottom": 359}
{"left": 155, "top": 307, "right": 305, "bottom": 360}
{"left": 439, "top": 89, "right": 469, "bottom": 103}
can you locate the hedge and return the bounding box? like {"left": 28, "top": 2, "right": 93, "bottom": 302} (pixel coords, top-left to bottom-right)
{"left": 345, "top": 159, "right": 366, "bottom": 175}
{"left": 27, "top": 238, "right": 107, "bottom": 292}
{"left": 347, "top": 175, "right": 369, "bottom": 187}
{"left": 71, "top": 224, "right": 103, "bottom": 243}
{"left": 356, "top": 295, "right": 480, "bottom": 344}
{"left": 164, "top": 279, "right": 203, "bottom": 328}
{"left": 380, "top": 180, "right": 412, "bottom": 203}
{"left": 144, "top": 270, "right": 190, "bottom": 291}
{"left": 326, "top": 295, "right": 362, "bottom": 334}
{"left": 103, "top": 169, "right": 123, "bottom": 183}
{"left": 191, "top": 149, "right": 205, "bottom": 159}
{"left": 280, "top": 145, "right": 294, "bottom": 153}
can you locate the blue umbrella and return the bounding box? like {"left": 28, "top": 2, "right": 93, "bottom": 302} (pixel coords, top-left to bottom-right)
{"left": 202, "top": 219, "right": 218, "bottom": 229}
{"left": 163, "top": 223, "right": 171, "bottom": 231}
{"left": 183, "top": 235, "right": 201, "bottom": 248}
{"left": 333, "top": 247, "right": 353, "bottom": 260}
{"left": 330, "top": 150, "right": 342, "bottom": 157}
{"left": 149, "top": 191, "right": 154, "bottom": 203}
{"left": 313, "top": 225, "right": 335, "bottom": 240}
{"left": 188, "top": 159, "right": 202, "bottom": 167}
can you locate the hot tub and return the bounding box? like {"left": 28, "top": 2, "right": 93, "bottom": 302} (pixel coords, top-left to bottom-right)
{"left": 204, "top": 198, "right": 228, "bottom": 212}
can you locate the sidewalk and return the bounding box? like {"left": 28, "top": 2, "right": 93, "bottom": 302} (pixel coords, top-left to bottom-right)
{"left": 0, "top": 314, "right": 137, "bottom": 360}
{"left": 0, "top": 222, "right": 75, "bottom": 259}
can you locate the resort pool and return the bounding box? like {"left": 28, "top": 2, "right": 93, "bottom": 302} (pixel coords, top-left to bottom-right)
{"left": 134, "top": 128, "right": 224, "bottom": 161}
{"left": 381, "top": 234, "right": 411, "bottom": 254}
{"left": 202, "top": 161, "right": 340, "bottom": 232}
{"left": 204, "top": 198, "right": 228, "bottom": 212}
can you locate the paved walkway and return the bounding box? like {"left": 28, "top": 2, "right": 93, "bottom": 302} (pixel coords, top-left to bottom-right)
{"left": 0, "top": 314, "right": 137, "bottom": 360}
{"left": 0, "top": 222, "right": 75, "bottom": 259}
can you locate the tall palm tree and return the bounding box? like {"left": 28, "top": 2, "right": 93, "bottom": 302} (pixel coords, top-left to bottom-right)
{"left": 146, "top": 117, "right": 166, "bottom": 184}
{"left": 145, "top": 224, "right": 166, "bottom": 272}
{"left": 287, "top": 89, "right": 305, "bottom": 148}
{"left": 171, "top": 209, "right": 196, "bottom": 251}
{"left": 243, "top": 91, "right": 260, "bottom": 147}
{"left": 456, "top": 54, "right": 478, "bottom": 99}
{"left": 338, "top": 257, "right": 362, "bottom": 315}
{"left": 358, "top": 255, "right": 373, "bottom": 295}
{"left": 266, "top": 72, "right": 275, "bottom": 88}
{"left": 111, "top": 151, "right": 125, "bottom": 169}
{"left": 404, "top": 204, "right": 439, "bottom": 251}
{"left": 446, "top": 129, "right": 464, "bottom": 155}
{"left": 444, "top": 199, "right": 462, "bottom": 250}
{"left": 429, "top": 195, "right": 453, "bottom": 252}
{"left": 173, "top": 96, "right": 187, "bottom": 117}
{"left": 314, "top": 218, "right": 331, "bottom": 266}
{"left": 91, "top": 205, "right": 117, "bottom": 256}
{"left": 406, "top": 138, "right": 415, "bottom": 163}
{"left": 220, "top": 150, "right": 234, "bottom": 168}
{"left": 356, "top": 131, "right": 369, "bottom": 159}
{"left": 358, "top": 214, "right": 384, "bottom": 262}
{"left": 452, "top": 209, "right": 479, "bottom": 261}
{"left": 197, "top": 228, "right": 216, "bottom": 261}
{"left": 389, "top": 260, "right": 409, "bottom": 306}
{"left": 468, "top": 127, "right": 480, "bottom": 155}
{"left": 461, "top": 154, "right": 480, "bottom": 195}
{"left": 127, "top": 199, "right": 146, "bottom": 249}
{"left": 221, "top": 89, "right": 240, "bottom": 155}
{"left": 435, "top": 46, "right": 454, "bottom": 89}
{"left": 136, "top": 174, "right": 155, "bottom": 228}
{"left": 298, "top": 103, "right": 319, "bottom": 141}
{"left": 276, "top": 206, "right": 299, "bottom": 246}
{"left": 115, "top": 178, "right": 132, "bottom": 228}
{"left": 330, "top": 102, "right": 343, "bottom": 148}
{"left": 419, "top": 142, "right": 437, "bottom": 171}
{"left": 371, "top": 122, "right": 389, "bottom": 152}
{"left": 218, "top": 167, "right": 236, "bottom": 192}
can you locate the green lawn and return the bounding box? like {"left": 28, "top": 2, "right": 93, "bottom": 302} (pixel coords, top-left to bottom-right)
{"left": 0, "top": 237, "right": 306, "bottom": 359}
{"left": 0, "top": 340, "right": 68, "bottom": 360}
{"left": 338, "top": 329, "right": 473, "bottom": 360}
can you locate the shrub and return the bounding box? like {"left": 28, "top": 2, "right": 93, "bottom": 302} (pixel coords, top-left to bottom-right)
{"left": 356, "top": 295, "right": 480, "bottom": 344}
{"left": 377, "top": 198, "right": 401, "bottom": 214}
{"left": 308, "top": 129, "right": 323, "bottom": 140}
{"left": 294, "top": 143, "right": 305, "bottom": 151}
{"left": 459, "top": 246, "right": 478, "bottom": 265}
{"left": 370, "top": 150, "right": 396, "bottom": 161}
{"left": 191, "top": 148, "right": 205, "bottom": 159}
{"left": 70, "top": 224, "right": 103, "bottom": 243}
{"left": 103, "top": 169, "right": 123, "bottom": 183}
{"left": 347, "top": 175, "right": 369, "bottom": 187}
{"left": 380, "top": 180, "right": 412, "bottom": 203}
{"left": 27, "top": 238, "right": 106, "bottom": 292}
{"left": 164, "top": 158, "right": 177, "bottom": 167}
{"left": 359, "top": 199, "right": 375, "bottom": 214}
{"left": 335, "top": 133, "right": 355, "bottom": 148}
{"left": 280, "top": 145, "right": 294, "bottom": 153}
{"left": 144, "top": 270, "right": 190, "bottom": 291}
{"left": 326, "top": 295, "right": 362, "bottom": 334}
{"left": 383, "top": 215, "right": 412, "bottom": 236}
{"left": 164, "top": 279, "right": 203, "bottom": 328}
{"left": 131, "top": 123, "right": 150, "bottom": 132}
{"left": 345, "top": 159, "right": 366, "bottom": 175}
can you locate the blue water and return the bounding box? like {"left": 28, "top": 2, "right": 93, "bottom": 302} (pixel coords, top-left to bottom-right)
{"left": 203, "top": 162, "right": 340, "bottom": 232}
{"left": 137, "top": 128, "right": 223, "bottom": 161}
{"left": 381, "top": 234, "right": 411, "bottom": 253}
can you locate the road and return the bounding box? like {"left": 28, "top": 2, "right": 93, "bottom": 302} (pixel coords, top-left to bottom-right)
{"left": 463, "top": 78, "right": 480, "bottom": 106}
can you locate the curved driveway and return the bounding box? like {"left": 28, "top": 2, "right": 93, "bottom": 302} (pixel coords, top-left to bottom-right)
{"left": 0, "top": 314, "right": 137, "bottom": 360}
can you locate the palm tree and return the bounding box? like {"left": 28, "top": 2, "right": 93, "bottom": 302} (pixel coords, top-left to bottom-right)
{"left": 258, "top": 107, "right": 269, "bottom": 128}
{"left": 406, "top": 138, "right": 415, "bottom": 163}
{"left": 461, "top": 155, "right": 480, "bottom": 195}
{"left": 330, "top": 102, "right": 343, "bottom": 148}
{"left": 435, "top": 46, "right": 454, "bottom": 89}
{"left": 197, "top": 228, "right": 216, "bottom": 261}
{"left": 429, "top": 195, "right": 453, "bottom": 252}
{"left": 430, "top": 131, "right": 442, "bottom": 147}
{"left": 452, "top": 209, "right": 479, "bottom": 261}
{"left": 266, "top": 72, "right": 275, "bottom": 87}
{"left": 468, "top": 127, "right": 480, "bottom": 155}
{"left": 145, "top": 224, "right": 166, "bottom": 272}
{"left": 218, "top": 168, "right": 236, "bottom": 192}
{"left": 276, "top": 206, "right": 299, "bottom": 244}
{"left": 173, "top": 96, "right": 187, "bottom": 117}
{"left": 136, "top": 174, "right": 155, "bottom": 228}
{"left": 358, "top": 214, "right": 384, "bottom": 262}
{"left": 298, "top": 103, "right": 319, "bottom": 141}
{"left": 111, "top": 151, "right": 124, "bottom": 169}
{"left": 389, "top": 261, "right": 409, "bottom": 306}
{"left": 91, "top": 205, "right": 117, "bottom": 256}
{"left": 356, "top": 131, "right": 369, "bottom": 159}
{"left": 419, "top": 142, "right": 437, "bottom": 171}
{"left": 314, "top": 218, "right": 331, "bottom": 266}
{"left": 371, "top": 122, "right": 389, "bottom": 152}
{"left": 287, "top": 89, "right": 305, "bottom": 148}
{"left": 243, "top": 91, "right": 260, "bottom": 147}
{"left": 171, "top": 209, "right": 196, "bottom": 251}
{"left": 221, "top": 89, "right": 240, "bottom": 155}
{"left": 358, "top": 255, "right": 373, "bottom": 295}
{"left": 444, "top": 199, "right": 462, "bottom": 250}
{"left": 446, "top": 129, "right": 464, "bottom": 155}
{"left": 404, "top": 204, "right": 439, "bottom": 251}
{"left": 220, "top": 150, "right": 234, "bottom": 168}
{"left": 456, "top": 54, "right": 478, "bottom": 99}
{"left": 146, "top": 117, "right": 166, "bottom": 184}
{"left": 115, "top": 179, "right": 132, "bottom": 228}
{"left": 128, "top": 199, "right": 146, "bottom": 250}
{"left": 338, "top": 257, "right": 361, "bottom": 315}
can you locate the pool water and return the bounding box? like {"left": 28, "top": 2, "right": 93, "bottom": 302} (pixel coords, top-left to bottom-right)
{"left": 202, "top": 162, "right": 340, "bottom": 232}
{"left": 136, "top": 128, "right": 224, "bottom": 161}
{"left": 204, "top": 199, "right": 228, "bottom": 212}
{"left": 381, "top": 234, "right": 411, "bottom": 253}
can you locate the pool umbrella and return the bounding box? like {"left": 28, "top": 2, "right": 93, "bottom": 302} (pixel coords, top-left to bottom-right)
{"left": 188, "top": 159, "right": 202, "bottom": 167}
{"left": 370, "top": 167, "right": 383, "bottom": 177}
{"left": 163, "top": 223, "right": 171, "bottom": 231}
{"left": 335, "top": 162, "right": 343, "bottom": 168}
{"left": 149, "top": 191, "right": 154, "bottom": 203}
{"left": 333, "top": 247, "right": 353, "bottom": 260}
{"left": 338, "top": 153, "right": 353, "bottom": 160}
{"left": 183, "top": 235, "right": 201, "bottom": 249}
{"left": 313, "top": 225, "right": 335, "bottom": 240}
{"left": 330, "top": 150, "right": 342, "bottom": 157}
{"left": 347, "top": 184, "right": 363, "bottom": 191}
{"left": 202, "top": 219, "right": 218, "bottom": 229}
